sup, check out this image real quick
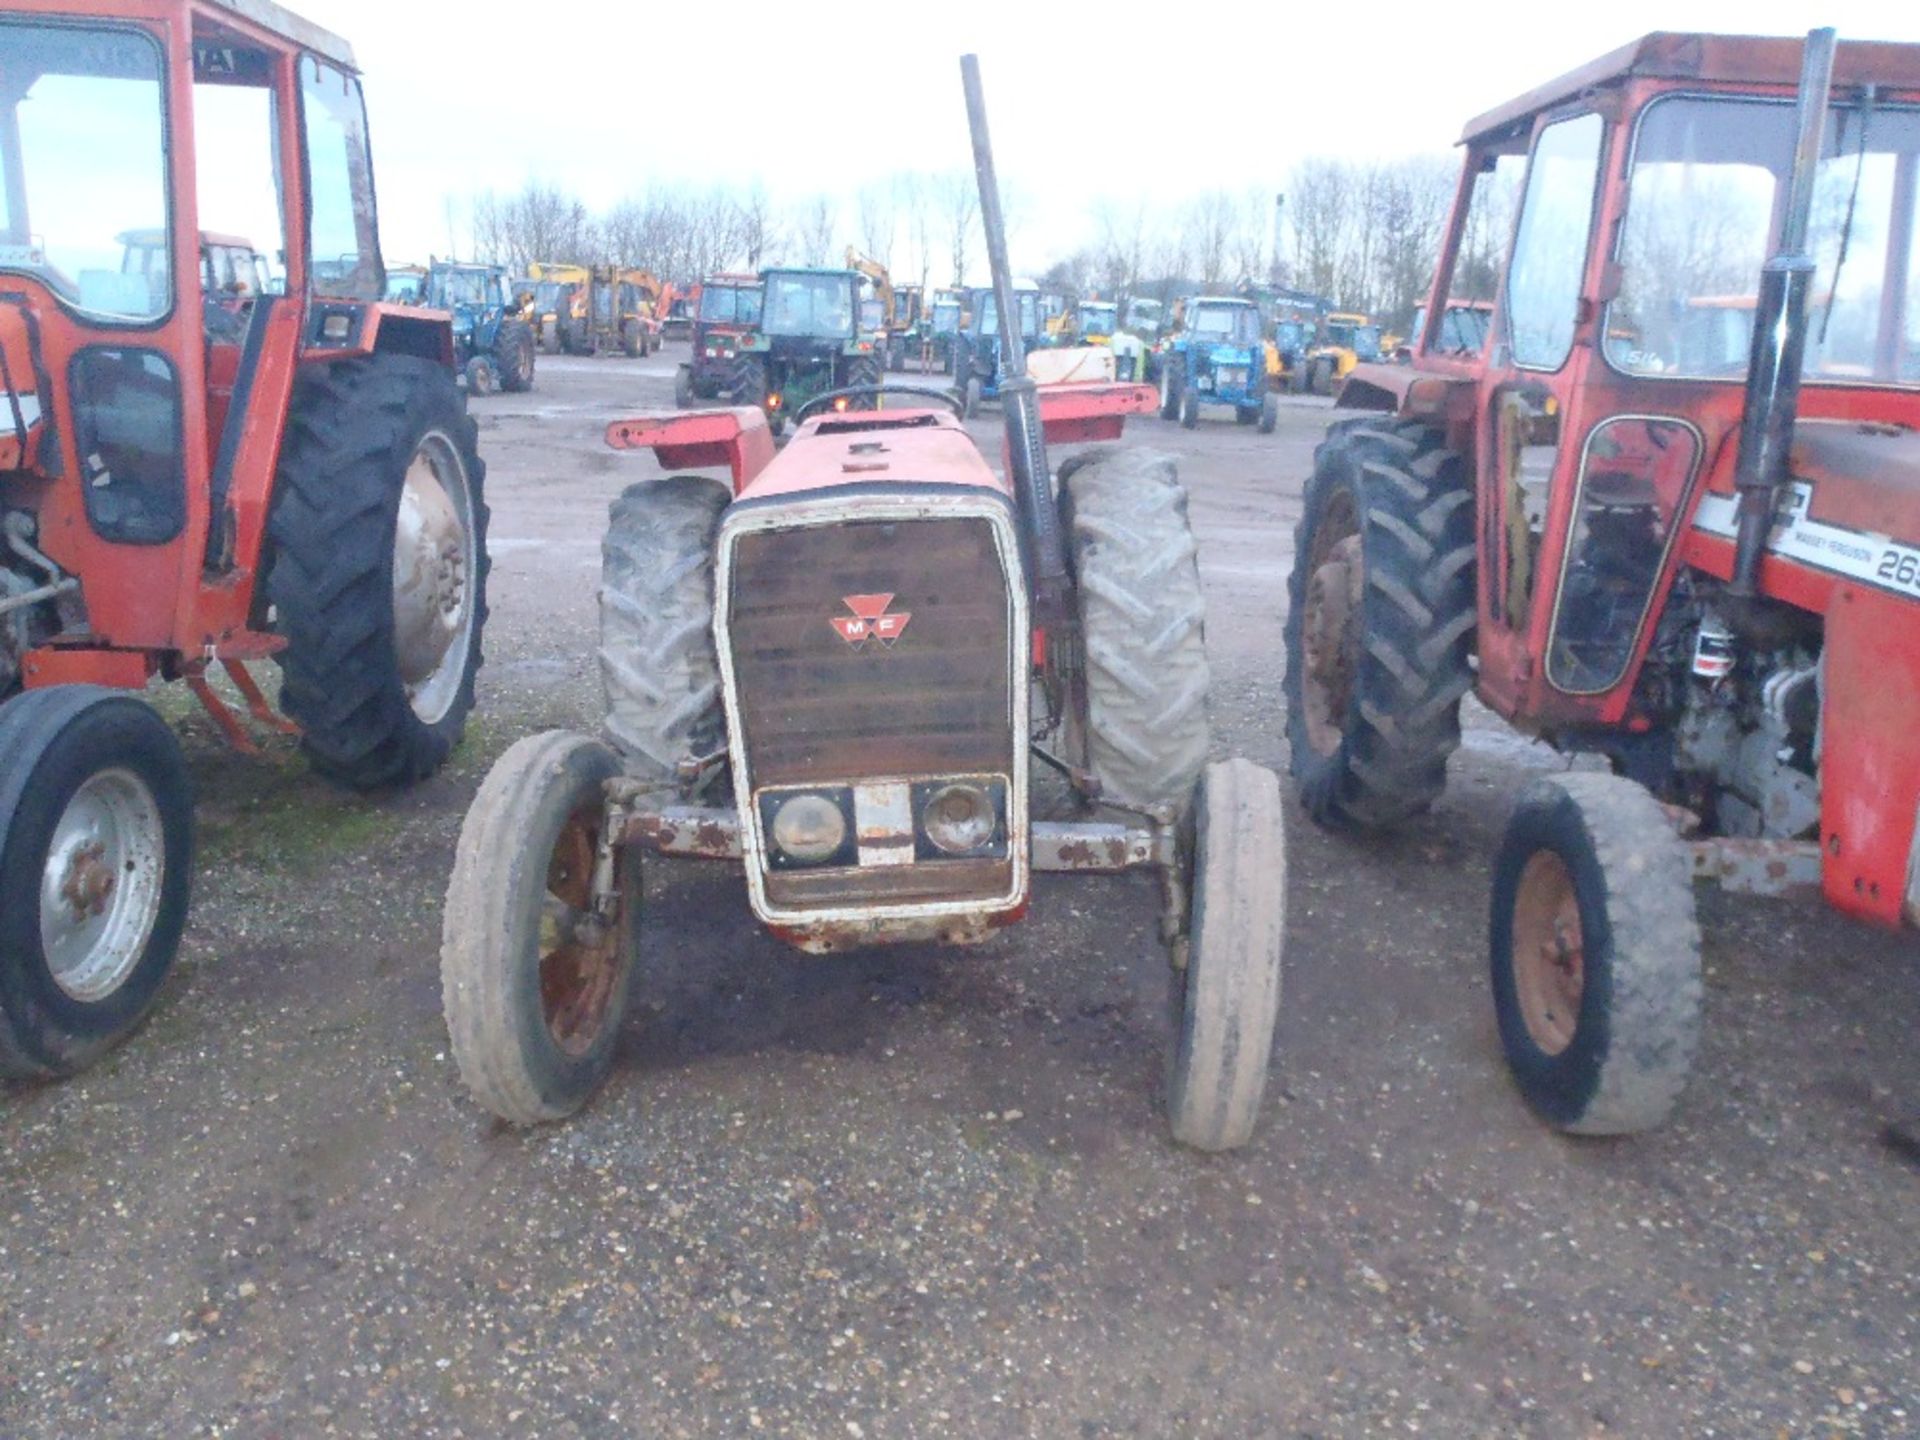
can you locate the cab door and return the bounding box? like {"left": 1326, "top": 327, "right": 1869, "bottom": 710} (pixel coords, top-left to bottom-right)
{"left": 1472, "top": 108, "right": 1609, "bottom": 719}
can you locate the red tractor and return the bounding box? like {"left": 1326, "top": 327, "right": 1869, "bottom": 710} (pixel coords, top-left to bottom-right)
{"left": 0, "top": 1, "right": 488, "bottom": 1075}
{"left": 438, "top": 58, "right": 1286, "bottom": 1152}
{"left": 1287, "top": 30, "right": 1920, "bottom": 1134}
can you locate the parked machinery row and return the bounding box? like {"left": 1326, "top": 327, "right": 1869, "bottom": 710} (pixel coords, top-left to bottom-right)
{"left": 4, "top": 7, "right": 1914, "bottom": 1162}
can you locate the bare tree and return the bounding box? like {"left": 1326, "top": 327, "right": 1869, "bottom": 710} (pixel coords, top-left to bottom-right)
{"left": 934, "top": 170, "right": 979, "bottom": 286}
{"left": 469, "top": 182, "right": 595, "bottom": 272}
{"left": 1288, "top": 157, "right": 1351, "bottom": 302}
{"left": 856, "top": 181, "right": 895, "bottom": 269}
{"left": 737, "top": 181, "right": 778, "bottom": 270}
{"left": 795, "top": 195, "right": 837, "bottom": 266}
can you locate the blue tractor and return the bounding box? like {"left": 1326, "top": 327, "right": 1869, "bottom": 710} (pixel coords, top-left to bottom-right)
{"left": 1157, "top": 296, "right": 1276, "bottom": 432}
{"left": 952, "top": 285, "right": 1042, "bottom": 418}
{"left": 425, "top": 261, "right": 537, "bottom": 395}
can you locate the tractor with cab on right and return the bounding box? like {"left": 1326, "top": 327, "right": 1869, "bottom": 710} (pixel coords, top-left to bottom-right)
{"left": 1287, "top": 29, "right": 1920, "bottom": 1136}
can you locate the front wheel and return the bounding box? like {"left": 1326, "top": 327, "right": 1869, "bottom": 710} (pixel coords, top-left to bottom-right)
{"left": 441, "top": 731, "right": 638, "bottom": 1124}
{"left": 673, "top": 364, "right": 694, "bottom": 409}
{"left": 963, "top": 375, "right": 981, "bottom": 420}
{"left": 1158, "top": 363, "right": 1179, "bottom": 420}
{"left": 1179, "top": 385, "right": 1200, "bottom": 429}
{"left": 1168, "top": 759, "right": 1286, "bottom": 1151}
{"left": 464, "top": 355, "right": 497, "bottom": 396}
{"left": 1490, "top": 772, "right": 1702, "bottom": 1135}
{"left": 1258, "top": 391, "right": 1278, "bottom": 434}
{"left": 0, "top": 688, "right": 192, "bottom": 1078}
{"left": 268, "top": 354, "right": 489, "bottom": 789}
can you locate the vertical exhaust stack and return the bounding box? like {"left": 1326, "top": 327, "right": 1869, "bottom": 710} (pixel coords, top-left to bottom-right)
{"left": 960, "top": 53, "right": 1069, "bottom": 623}
{"left": 1729, "top": 27, "right": 1838, "bottom": 596}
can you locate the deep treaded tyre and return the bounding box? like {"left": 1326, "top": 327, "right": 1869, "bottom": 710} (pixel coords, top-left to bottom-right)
{"left": 269, "top": 354, "right": 489, "bottom": 790}
{"left": 1062, "top": 449, "right": 1210, "bottom": 817}
{"left": 0, "top": 688, "right": 192, "bottom": 1078}
{"left": 1168, "top": 758, "right": 1286, "bottom": 1151}
{"left": 1490, "top": 772, "right": 1702, "bottom": 1135}
{"left": 494, "top": 319, "right": 536, "bottom": 392}
{"left": 442, "top": 730, "right": 638, "bottom": 1123}
{"left": 598, "top": 476, "right": 730, "bottom": 779}
{"left": 844, "top": 355, "right": 882, "bottom": 408}
{"left": 1284, "top": 418, "right": 1473, "bottom": 829}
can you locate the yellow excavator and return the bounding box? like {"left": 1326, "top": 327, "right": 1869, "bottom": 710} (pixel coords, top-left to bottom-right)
{"left": 844, "top": 246, "right": 925, "bottom": 371}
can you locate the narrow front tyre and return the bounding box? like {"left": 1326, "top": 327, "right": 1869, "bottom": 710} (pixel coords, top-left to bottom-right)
{"left": 1168, "top": 759, "right": 1286, "bottom": 1152}
{"left": 0, "top": 688, "right": 192, "bottom": 1078}
{"left": 1490, "top": 772, "right": 1702, "bottom": 1135}
{"left": 441, "top": 731, "right": 637, "bottom": 1124}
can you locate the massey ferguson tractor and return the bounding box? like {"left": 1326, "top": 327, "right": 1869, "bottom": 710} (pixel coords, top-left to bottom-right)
{"left": 0, "top": 0, "right": 488, "bottom": 1076}
{"left": 439, "top": 57, "right": 1287, "bottom": 1152}
{"left": 672, "top": 272, "right": 762, "bottom": 409}
{"left": 1286, "top": 29, "right": 1920, "bottom": 1135}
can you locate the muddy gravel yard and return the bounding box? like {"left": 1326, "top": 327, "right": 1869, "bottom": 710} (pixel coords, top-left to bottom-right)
{"left": 1, "top": 351, "right": 1915, "bottom": 1438}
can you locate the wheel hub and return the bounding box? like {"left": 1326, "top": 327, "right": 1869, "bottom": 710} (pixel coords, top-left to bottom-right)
{"left": 39, "top": 769, "right": 165, "bottom": 1003}
{"left": 1512, "top": 851, "right": 1584, "bottom": 1055}
{"left": 538, "top": 806, "right": 621, "bottom": 1058}
{"left": 391, "top": 433, "right": 476, "bottom": 726}
{"left": 1301, "top": 531, "right": 1362, "bottom": 758}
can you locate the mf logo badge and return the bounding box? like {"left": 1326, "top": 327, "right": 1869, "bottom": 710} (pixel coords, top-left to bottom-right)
{"left": 830, "top": 593, "right": 911, "bottom": 648}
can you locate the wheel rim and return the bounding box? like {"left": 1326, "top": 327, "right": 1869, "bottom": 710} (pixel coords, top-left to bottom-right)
{"left": 1512, "top": 850, "right": 1584, "bottom": 1055}
{"left": 537, "top": 802, "right": 621, "bottom": 1057}
{"left": 38, "top": 768, "right": 166, "bottom": 1003}
{"left": 1300, "top": 501, "right": 1362, "bottom": 758}
{"left": 392, "top": 430, "right": 479, "bottom": 726}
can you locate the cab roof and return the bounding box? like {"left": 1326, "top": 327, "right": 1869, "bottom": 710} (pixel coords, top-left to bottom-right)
{"left": 1462, "top": 31, "right": 1920, "bottom": 145}
{"left": 761, "top": 266, "right": 859, "bottom": 279}
{"left": 208, "top": 0, "right": 356, "bottom": 71}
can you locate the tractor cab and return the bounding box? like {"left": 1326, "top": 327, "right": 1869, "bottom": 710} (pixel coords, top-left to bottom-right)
{"left": 1288, "top": 29, "right": 1920, "bottom": 1138}
{"left": 1158, "top": 297, "right": 1276, "bottom": 431}
{"left": 676, "top": 273, "right": 763, "bottom": 406}
{"left": 425, "top": 260, "right": 535, "bottom": 393}
{"left": 737, "top": 267, "right": 881, "bottom": 434}
{"left": 953, "top": 284, "right": 1041, "bottom": 414}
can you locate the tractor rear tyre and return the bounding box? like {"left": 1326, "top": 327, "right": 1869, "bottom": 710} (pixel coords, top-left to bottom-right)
{"left": 1168, "top": 758, "right": 1285, "bottom": 1151}
{"left": 673, "top": 364, "right": 694, "bottom": 409}
{"left": 494, "top": 320, "right": 536, "bottom": 394}
{"left": 441, "top": 730, "right": 639, "bottom": 1124}
{"left": 269, "top": 354, "right": 489, "bottom": 790}
{"left": 599, "top": 476, "right": 730, "bottom": 780}
{"left": 844, "top": 355, "right": 883, "bottom": 408}
{"left": 1179, "top": 386, "right": 1200, "bottom": 430}
{"left": 1158, "top": 364, "right": 1180, "bottom": 421}
{"left": 1258, "top": 391, "right": 1278, "bottom": 434}
{"left": 731, "top": 357, "right": 767, "bottom": 408}
{"left": 963, "top": 376, "right": 982, "bottom": 420}
{"left": 1490, "top": 772, "right": 1702, "bottom": 1135}
{"left": 1284, "top": 418, "right": 1473, "bottom": 829}
{"left": 0, "top": 688, "right": 192, "bottom": 1079}
{"left": 1311, "top": 358, "right": 1335, "bottom": 396}
{"left": 622, "top": 320, "right": 643, "bottom": 359}
{"left": 1061, "top": 449, "right": 1210, "bottom": 816}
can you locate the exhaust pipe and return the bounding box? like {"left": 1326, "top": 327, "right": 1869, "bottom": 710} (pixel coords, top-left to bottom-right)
{"left": 960, "top": 54, "right": 1069, "bottom": 623}
{"left": 1729, "top": 27, "right": 1838, "bottom": 596}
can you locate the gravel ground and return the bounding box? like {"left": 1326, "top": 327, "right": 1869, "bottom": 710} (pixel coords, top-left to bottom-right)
{"left": 2, "top": 352, "right": 1915, "bottom": 1438}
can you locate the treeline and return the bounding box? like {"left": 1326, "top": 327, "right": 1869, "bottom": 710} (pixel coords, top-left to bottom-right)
{"left": 459, "top": 154, "right": 1516, "bottom": 331}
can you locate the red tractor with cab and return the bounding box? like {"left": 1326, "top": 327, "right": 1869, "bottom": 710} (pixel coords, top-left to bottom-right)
{"left": 0, "top": 0, "right": 488, "bottom": 1076}
{"left": 438, "top": 58, "right": 1286, "bottom": 1152}
{"left": 1287, "top": 30, "right": 1920, "bottom": 1134}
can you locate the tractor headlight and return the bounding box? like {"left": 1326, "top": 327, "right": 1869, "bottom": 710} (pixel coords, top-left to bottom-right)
{"left": 768, "top": 792, "right": 849, "bottom": 864}
{"left": 920, "top": 782, "right": 996, "bottom": 855}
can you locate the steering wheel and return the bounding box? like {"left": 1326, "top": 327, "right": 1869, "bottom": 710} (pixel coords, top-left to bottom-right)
{"left": 792, "top": 384, "right": 965, "bottom": 423}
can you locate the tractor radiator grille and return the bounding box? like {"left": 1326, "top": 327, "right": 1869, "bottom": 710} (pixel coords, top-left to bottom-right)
{"left": 724, "top": 514, "right": 1015, "bottom": 793}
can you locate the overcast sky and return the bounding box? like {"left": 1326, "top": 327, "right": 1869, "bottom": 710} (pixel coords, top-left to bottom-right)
{"left": 294, "top": 0, "right": 1920, "bottom": 274}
